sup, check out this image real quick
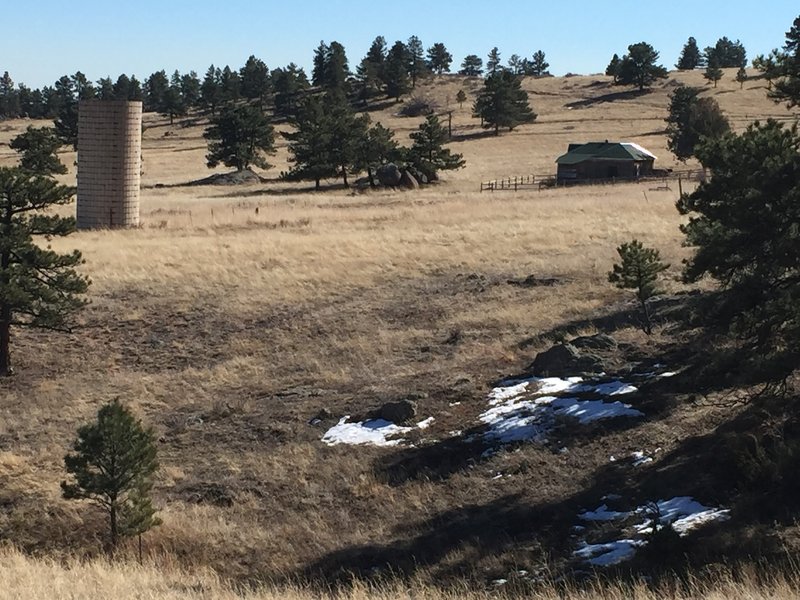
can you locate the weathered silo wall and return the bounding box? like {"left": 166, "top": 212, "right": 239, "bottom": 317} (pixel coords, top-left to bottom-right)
{"left": 77, "top": 100, "right": 142, "bottom": 229}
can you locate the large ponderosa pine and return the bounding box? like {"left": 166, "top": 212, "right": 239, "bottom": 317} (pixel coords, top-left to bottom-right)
{"left": 240, "top": 55, "right": 271, "bottom": 110}
{"left": 677, "top": 120, "right": 800, "bottom": 385}
{"left": 473, "top": 71, "right": 537, "bottom": 135}
{"left": 204, "top": 104, "right": 276, "bottom": 172}
{"left": 384, "top": 41, "right": 411, "bottom": 101}
{"left": 616, "top": 42, "right": 668, "bottom": 91}
{"left": 0, "top": 167, "right": 89, "bottom": 376}
{"left": 459, "top": 54, "right": 484, "bottom": 77}
{"left": 665, "top": 86, "right": 730, "bottom": 161}
{"left": 62, "top": 400, "right": 160, "bottom": 550}
{"left": 426, "top": 43, "right": 453, "bottom": 75}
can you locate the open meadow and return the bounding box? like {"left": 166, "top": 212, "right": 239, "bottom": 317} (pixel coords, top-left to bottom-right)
{"left": 1, "top": 68, "right": 799, "bottom": 596}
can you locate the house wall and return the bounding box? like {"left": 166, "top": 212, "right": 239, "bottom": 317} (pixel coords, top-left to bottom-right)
{"left": 557, "top": 159, "right": 654, "bottom": 182}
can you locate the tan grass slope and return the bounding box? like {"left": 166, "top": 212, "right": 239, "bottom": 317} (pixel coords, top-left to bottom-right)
{"left": 0, "top": 70, "right": 797, "bottom": 591}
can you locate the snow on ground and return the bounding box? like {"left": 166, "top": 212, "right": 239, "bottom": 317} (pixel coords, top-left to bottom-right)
{"left": 575, "top": 539, "right": 645, "bottom": 566}
{"left": 574, "top": 496, "right": 730, "bottom": 566}
{"left": 416, "top": 417, "right": 435, "bottom": 429}
{"left": 481, "top": 376, "right": 644, "bottom": 444}
{"left": 321, "top": 418, "right": 412, "bottom": 447}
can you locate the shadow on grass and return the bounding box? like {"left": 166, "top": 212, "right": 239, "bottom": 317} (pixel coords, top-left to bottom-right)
{"left": 565, "top": 88, "right": 653, "bottom": 109}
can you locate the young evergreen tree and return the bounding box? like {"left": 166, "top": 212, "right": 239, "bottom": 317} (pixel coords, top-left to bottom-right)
{"left": 407, "top": 114, "right": 465, "bottom": 179}
{"left": 665, "top": 86, "right": 730, "bottom": 161}
{"left": 204, "top": 104, "right": 276, "bottom": 172}
{"left": 677, "top": 120, "right": 800, "bottom": 384}
{"left": 426, "top": 43, "right": 453, "bottom": 74}
{"left": 736, "top": 66, "right": 748, "bottom": 88}
{"left": 9, "top": 127, "right": 67, "bottom": 176}
{"left": 473, "top": 71, "right": 537, "bottom": 135}
{"left": 529, "top": 50, "right": 550, "bottom": 76}
{"left": 608, "top": 240, "right": 669, "bottom": 335}
{"left": 676, "top": 37, "right": 702, "bottom": 70}
{"left": 354, "top": 121, "right": 400, "bottom": 187}
{"left": 456, "top": 89, "right": 467, "bottom": 108}
{"left": 753, "top": 51, "right": 780, "bottom": 90}
{"left": 770, "top": 15, "right": 800, "bottom": 107}
{"left": 0, "top": 167, "right": 89, "bottom": 376}
{"left": 616, "top": 42, "right": 668, "bottom": 90}
{"left": 384, "top": 41, "right": 411, "bottom": 101}
{"left": 62, "top": 400, "right": 160, "bottom": 550}
{"left": 704, "top": 59, "right": 724, "bottom": 87}
{"left": 459, "top": 54, "right": 484, "bottom": 76}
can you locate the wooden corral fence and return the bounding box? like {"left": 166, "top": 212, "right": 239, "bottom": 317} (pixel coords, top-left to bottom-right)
{"left": 480, "top": 169, "right": 707, "bottom": 193}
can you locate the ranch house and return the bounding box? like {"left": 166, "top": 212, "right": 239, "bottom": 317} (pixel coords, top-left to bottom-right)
{"left": 555, "top": 141, "right": 657, "bottom": 183}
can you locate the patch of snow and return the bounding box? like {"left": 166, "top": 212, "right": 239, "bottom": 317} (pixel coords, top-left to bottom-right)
{"left": 449, "top": 401, "right": 462, "bottom": 406}
{"left": 659, "top": 371, "right": 677, "bottom": 378}
{"left": 593, "top": 381, "right": 638, "bottom": 396}
{"left": 321, "top": 417, "right": 411, "bottom": 447}
{"left": 579, "top": 504, "right": 629, "bottom": 521}
{"left": 488, "top": 380, "right": 530, "bottom": 404}
{"left": 575, "top": 540, "right": 645, "bottom": 566}
{"left": 631, "top": 451, "right": 653, "bottom": 466}
{"left": 635, "top": 497, "right": 731, "bottom": 535}
{"left": 550, "top": 397, "right": 644, "bottom": 424}
{"left": 492, "top": 579, "right": 508, "bottom": 586}
{"left": 417, "top": 417, "right": 435, "bottom": 429}
{"left": 535, "top": 377, "right": 588, "bottom": 395}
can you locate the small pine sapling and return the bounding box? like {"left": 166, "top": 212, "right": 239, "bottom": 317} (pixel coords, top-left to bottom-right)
{"left": 608, "top": 240, "right": 669, "bottom": 334}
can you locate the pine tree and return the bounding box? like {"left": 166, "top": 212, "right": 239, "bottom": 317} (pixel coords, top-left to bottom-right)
{"left": 426, "top": 43, "right": 453, "bottom": 75}
{"left": 143, "top": 70, "right": 169, "bottom": 113}
{"left": 606, "top": 54, "right": 622, "bottom": 83}
{"left": 97, "top": 77, "right": 114, "bottom": 100}
{"left": 200, "top": 65, "right": 222, "bottom": 114}
{"left": 616, "top": 42, "right": 668, "bottom": 90}
{"left": 162, "top": 71, "right": 186, "bottom": 125}
{"left": 676, "top": 37, "right": 702, "bottom": 70}
{"left": 665, "top": 86, "right": 730, "bottom": 161}
{"left": 312, "top": 41, "right": 330, "bottom": 87}
{"left": 356, "top": 36, "right": 387, "bottom": 103}
{"left": 0, "top": 71, "right": 20, "bottom": 118}
{"left": 407, "top": 114, "right": 465, "bottom": 179}
{"left": 704, "top": 59, "right": 723, "bottom": 87}
{"left": 677, "top": 120, "right": 800, "bottom": 384}
{"left": 282, "top": 96, "right": 337, "bottom": 190}
{"left": 240, "top": 55, "right": 271, "bottom": 110}
{"left": 608, "top": 240, "right": 669, "bottom": 335}
{"left": 0, "top": 168, "right": 89, "bottom": 376}
{"left": 736, "top": 66, "right": 748, "bottom": 89}
{"left": 529, "top": 50, "right": 550, "bottom": 76}
{"left": 325, "top": 41, "right": 350, "bottom": 94}
{"left": 384, "top": 41, "right": 411, "bottom": 101}
{"left": 271, "top": 64, "right": 309, "bottom": 117}
{"left": 62, "top": 400, "right": 160, "bottom": 550}
{"left": 487, "top": 47, "right": 502, "bottom": 74}
{"left": 354, "top": 121, "right": 400, "bottom": 187}
{"left": 771, "top": 15, "right": 800, "bottom": 107}
{"left": 473, "top": 71, "right": 536, "bottom": 135}
{"left": 71, "top": 72, "right": 95, "bottom": 100}
{"left": 9, "top": 126, "right": 67, "bottom": 176}
{"left": 204, "top": 104, "right": 276, "bottom": 171}
{"left": 52, "top": 76, "right": 78, "bottom": 149}
{"left": 704, "top": 37, "right": 747, "bottom": 69}
{"left": 219, "top": 66, "right": 241, "bottom": 106}
{"left": 459, "top": 55, "right": 484, "bottom": 76}
{"left": 753, "top": 51, "right": 780, "bottom": 90}
{"left": 179, "top": 71, "right": 201, "bottom": 109}
{"left": 456, "top": 89, "right": 467, "bottom": 108}
{"left": 406, "top": 36, "right": 428, "bottom": 87}
{"left": 507, "top": 54, "right": 524, "bottom": 75}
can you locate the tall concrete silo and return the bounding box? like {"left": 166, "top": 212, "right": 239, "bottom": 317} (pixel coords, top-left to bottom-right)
{"left": 76, "top": 100, "right": 142, "bottom": 229}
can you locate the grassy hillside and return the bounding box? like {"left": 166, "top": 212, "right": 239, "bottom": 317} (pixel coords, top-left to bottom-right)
{"left": 0, "top": 70, "right": 798, "bottom": 593}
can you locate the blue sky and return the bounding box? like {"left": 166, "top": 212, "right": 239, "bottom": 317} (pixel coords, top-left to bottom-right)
{"left": 3, "top": 1, "right": 798, "bottom": 88}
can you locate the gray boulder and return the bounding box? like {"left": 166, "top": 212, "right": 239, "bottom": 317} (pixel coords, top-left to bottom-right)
{"left": 399, "top": 170, "right": 420, "bottom": 190}
{"left": 529, "top": 343, "right": 605, "bottom": 377}
{"left": 377, "top": 163, "right": 402, "bottom": 187}
{"left": 378, "top": 399, "right": 418, "bottom": 424}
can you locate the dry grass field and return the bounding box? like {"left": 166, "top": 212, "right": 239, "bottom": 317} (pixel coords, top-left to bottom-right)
{"left": 0, "top": 68, "right": 798, "bottom": 595}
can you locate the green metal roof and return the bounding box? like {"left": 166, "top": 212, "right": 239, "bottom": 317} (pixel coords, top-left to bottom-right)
{"left": 556, "top": 142, "right": 656, "bottom": 165}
